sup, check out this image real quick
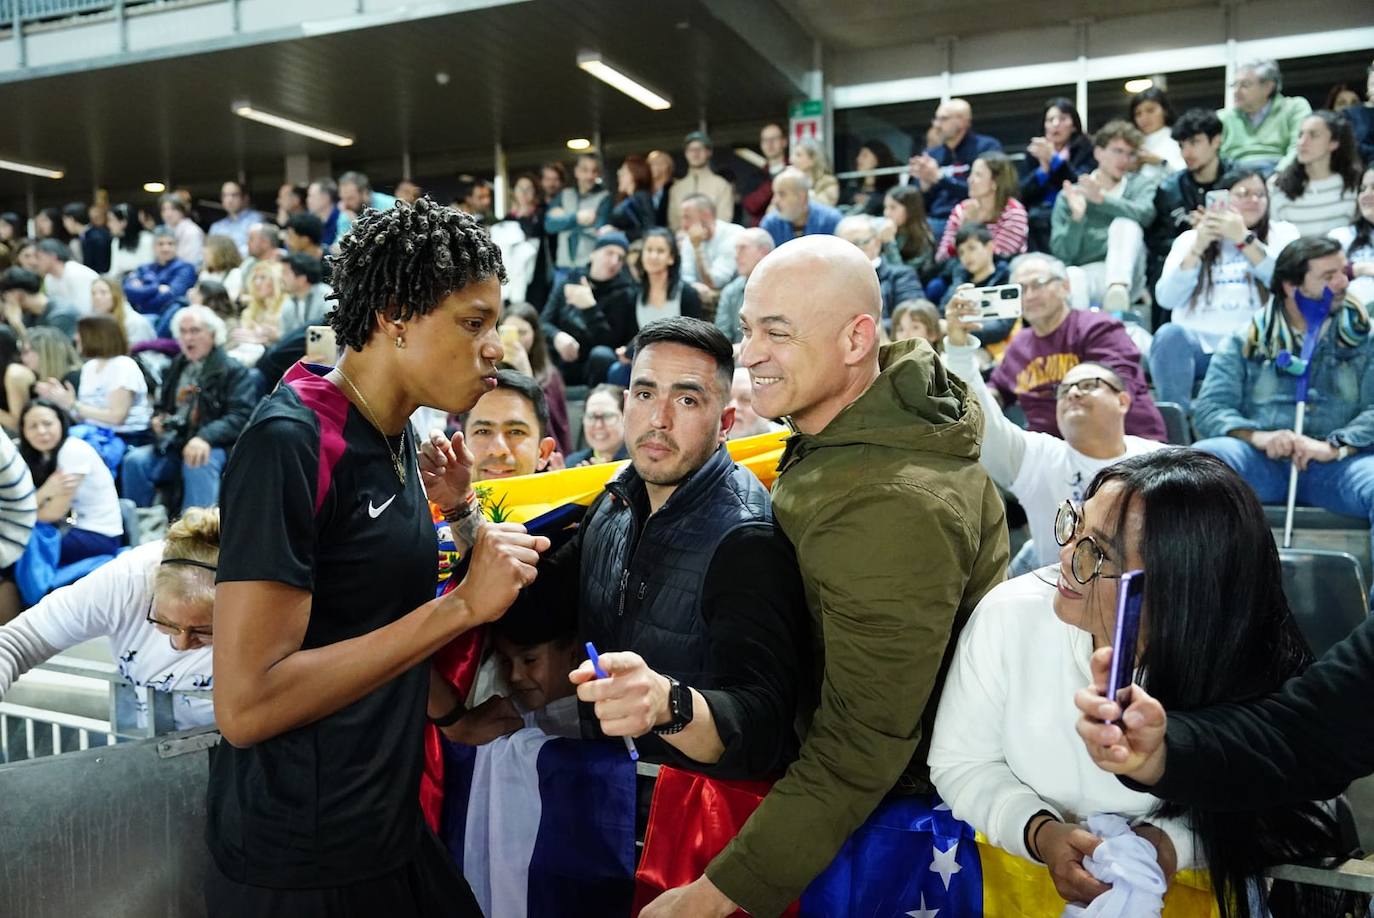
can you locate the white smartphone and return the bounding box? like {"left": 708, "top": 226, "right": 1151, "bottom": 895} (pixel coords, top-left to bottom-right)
{"left": 972, "top": 283, "right": 1023, "bottom": 320}
{"left": 1205, "top": 190, "right": 1230, "bottom": 210}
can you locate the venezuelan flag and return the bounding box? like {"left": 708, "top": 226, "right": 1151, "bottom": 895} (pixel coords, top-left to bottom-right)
{"left": 425, "top": 431, "right": 1221, "bottom": 914}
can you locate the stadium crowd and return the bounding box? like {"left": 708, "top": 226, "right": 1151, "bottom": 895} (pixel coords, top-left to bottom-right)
{"left": 0, "top": 55, "right": 1372, "bottom": 918}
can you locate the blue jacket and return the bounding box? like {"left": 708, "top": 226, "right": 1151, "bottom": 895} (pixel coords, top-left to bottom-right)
{"left": 122, "top": 258, "right": 197, "bottom": 315}
{"left": 1195, "top": 312, "right": 1374, "bottom": 449}
{"left": 760, "top": 202, "right": 843, "bottom": 248}
{"left": 922, "top": 132, "right": 1003, "bottom": 221}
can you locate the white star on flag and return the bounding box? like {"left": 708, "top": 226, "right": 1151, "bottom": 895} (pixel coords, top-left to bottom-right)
{"left": 906, "top": 892, "right": 939, "bottom": 918}
{"left": 930, "top": 840, "right": 962, "bottom": 891}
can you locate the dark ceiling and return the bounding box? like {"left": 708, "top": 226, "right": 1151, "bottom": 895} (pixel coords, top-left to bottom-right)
{"left": 0, "top": 0, "right": 803, "bottom": 209}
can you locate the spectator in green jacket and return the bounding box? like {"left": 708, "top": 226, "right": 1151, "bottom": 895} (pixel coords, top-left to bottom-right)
{"left": 640, "top": 234, "right": 1008, "bottom": 918}
{"left": 1218, "top": 59, "right": 1314, "bottom": 172}
{"left": 1051, "top": 120, "right": 1157, "bottom": 313}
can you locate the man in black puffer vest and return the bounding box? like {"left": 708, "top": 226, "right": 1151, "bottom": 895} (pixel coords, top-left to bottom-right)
{"left": 532, "top": 317, "right": 809, "bottom": 785}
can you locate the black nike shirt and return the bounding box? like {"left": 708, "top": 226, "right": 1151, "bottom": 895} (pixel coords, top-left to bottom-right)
{"left": 208, "top": 362, "right": 437, "bottom": 888}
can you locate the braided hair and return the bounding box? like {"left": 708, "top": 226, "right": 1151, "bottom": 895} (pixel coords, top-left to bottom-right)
{"left": 327, "top": 196, "right": 506, "bottom": 351}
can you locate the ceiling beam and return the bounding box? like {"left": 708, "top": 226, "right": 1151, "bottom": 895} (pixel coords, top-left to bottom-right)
{"left": 697, "top": 0, "right": 813, "bottom": 98}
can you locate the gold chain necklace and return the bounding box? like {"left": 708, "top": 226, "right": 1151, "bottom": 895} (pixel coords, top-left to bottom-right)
{"left": 332, "top": 366, "right": 407, "bottom": 485}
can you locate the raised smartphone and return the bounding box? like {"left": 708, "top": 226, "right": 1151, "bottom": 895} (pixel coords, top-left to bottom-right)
{"left": 1105, "top": 570, "right": 1146, "bottom": 713}
{"left": 973, "top": 283, "right": 1023, "bottom": 320}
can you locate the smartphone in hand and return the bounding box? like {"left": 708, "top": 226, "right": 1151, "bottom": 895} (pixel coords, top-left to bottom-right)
{"left": 1105, "top": 570, "right": 1146, "bottom": 716}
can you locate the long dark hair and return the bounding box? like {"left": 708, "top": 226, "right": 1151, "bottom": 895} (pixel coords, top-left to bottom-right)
{"left": 1043, "top": 96, "right": 1085, "bottom": 137}
{"left": 1274, "top": 110, "right": 1362, "bottom": 199}
{"left": 37, "top": 207, "right": 69, "bottom": 243}
{"left": 1349, "top": 166, "right": 1374, "bottom": 256}
{"left": 886, "top": 185, "right": 934, "bottom": 260}
{"left": 19, "top": 398, "right": 72, "bottom": 488}
{"left": 859, "top": 140, "right": 899, "bottom": 193}
{"left": 1192, "top": 169, "right": 1273, "bottom": 308}
{"left": 1085, "top": 451, "right": 1345, "bottom": 918}
{"left": 501, "top": 302, "right": 553, "bottom": 383}
{"left": 639, "top": 227, "right": 682, "bottom": 296}
{"left": 109, "top": 204, "right": 143, "bottom": 252}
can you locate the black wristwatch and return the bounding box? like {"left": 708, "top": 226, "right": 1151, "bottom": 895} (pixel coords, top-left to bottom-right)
{"left": 652, "top": 675, "right": 694, "bottom": 736}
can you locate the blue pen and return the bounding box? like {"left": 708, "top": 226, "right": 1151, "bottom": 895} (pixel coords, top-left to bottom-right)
{"left": 585, "top": 641, "right": 639, "bottom": 762}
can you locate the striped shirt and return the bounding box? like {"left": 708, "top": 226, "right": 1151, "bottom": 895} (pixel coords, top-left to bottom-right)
{"left": 1268, "top": 173, "right": 1359, "bottom": 238}
{"left": 0, "top": 436, "right": 36, "bottom": 569}
{"left": 937, "top": 197, "right": 1029, "bottom": 261}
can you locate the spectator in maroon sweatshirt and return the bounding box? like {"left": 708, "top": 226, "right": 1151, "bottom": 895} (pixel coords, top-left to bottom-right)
{"left": 989, "top": 252, "right": 1166, "bottom": 441}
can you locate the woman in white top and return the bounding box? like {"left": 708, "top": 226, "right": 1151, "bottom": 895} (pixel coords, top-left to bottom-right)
{"left": 1129, "top": 88, "right": 1185, "bottom": 185}
{"left": 0, "top": 508, "right": 219, "bottom": 731}
{"left": 106, "top": 204, "right": 156, "bottom": 279}
{"left": 20, "top": 399, "right": 124, "bottom": 568}
{"left": 607, "top": 228, "right": 702, "bottom": 385}
{"left": 90, "top": 276, "right": 156, "bottom": 349}
{"left": 1268, "top": 110, "right": 1361, "bottom": 237}
{"left": 1150, "top": 168, "right": 1300, "bottom": 412}
{"left": 929, "top": 450, "right": 1345, "bottom": 916}
{"left": 1328, "top": 164, "right": 1374, "bottom": 307}
{"left": 36, "top": 315, "right": 152, "bottom": 442}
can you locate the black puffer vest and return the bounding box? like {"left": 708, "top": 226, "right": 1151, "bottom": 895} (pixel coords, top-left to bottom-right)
{"left": 579, "top": 444, "right": 772, "bottom": 686}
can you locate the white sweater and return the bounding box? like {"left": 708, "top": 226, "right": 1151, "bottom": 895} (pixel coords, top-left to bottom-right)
{"left": 929, "top": 574, "right": 1197, "bottom": 870}
{"left": 942, "top": 339, "right": 1164, "bottom": 567}
{"left": 0, "top": 542, "right": 214, "bottom": 730}
{"left": 1268, "top": 173, "right": 1358, "bottom": 238}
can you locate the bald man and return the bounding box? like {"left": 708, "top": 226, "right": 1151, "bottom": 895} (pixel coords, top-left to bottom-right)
{"left": 908, "top": 97, "right": 1004, "bottom": 239}
{"left": 758, "top": 168, "right": 843, "bottom": 248}
{"left": 642, "top": 236, "right": 1009, "bottom": 918}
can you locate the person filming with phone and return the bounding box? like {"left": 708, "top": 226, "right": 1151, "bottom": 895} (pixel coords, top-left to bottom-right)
{"left": 944, "top": 285, "right": 1165, "bottom": 575}
{"left": 1149, "top": 169, "right": 1299, "bottom": 413}
{"left": 929, "top": 450, "right": 1348, "bottom": 916}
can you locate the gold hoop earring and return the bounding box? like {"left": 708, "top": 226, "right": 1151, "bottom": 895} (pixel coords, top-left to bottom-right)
{"left": 395, "top": 336, "right": 405, "bottom": 349}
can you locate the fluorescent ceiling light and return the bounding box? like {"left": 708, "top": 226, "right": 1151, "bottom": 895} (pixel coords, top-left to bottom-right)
{"left": 1124, "top": 78, "right": 1154, "bottom": 93}
{"left": 577, "top": 53, "right": 671, "bottom": 111}
{"left": 0, "top": 157, "right": 64, "bottom": 179}
{"left": 566, "top": 138, "right": 592, "bottom": 151}
{"left": 143, "top": 181, "right": 167, "bottom": 193}
{"left": 231, "top": 102, "right": 355, "bottom": 147}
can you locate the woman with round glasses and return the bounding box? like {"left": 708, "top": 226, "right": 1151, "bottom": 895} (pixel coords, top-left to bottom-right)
{"left": 1150, "top": 168, "right": 1300, "bottom": 413}
{"left": 0, "top": 507, "right": 220, "bottom": 731}
{"left": 930, "top": 450, "right": 1344, "bottom": 915}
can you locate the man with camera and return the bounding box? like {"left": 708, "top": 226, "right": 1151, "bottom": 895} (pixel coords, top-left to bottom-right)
{"left": 121, "top": 304, "right": 258, "bottom": 512}
{"left": 988, "top": 253, "right": 1166, "bottom": 441}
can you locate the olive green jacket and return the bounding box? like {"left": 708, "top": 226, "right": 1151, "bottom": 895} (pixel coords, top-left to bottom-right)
{"left": 706, "top": 338, "right": 1009, "bottom": 917}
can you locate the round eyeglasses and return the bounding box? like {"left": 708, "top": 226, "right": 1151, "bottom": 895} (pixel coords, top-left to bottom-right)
{"left": 1054, "top": 500, "right": 1124, "bottom": 585}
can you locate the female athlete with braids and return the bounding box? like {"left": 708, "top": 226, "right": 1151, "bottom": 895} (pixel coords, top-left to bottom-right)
{"left": 207, "top": 198, "right": 550, "bottom": 916}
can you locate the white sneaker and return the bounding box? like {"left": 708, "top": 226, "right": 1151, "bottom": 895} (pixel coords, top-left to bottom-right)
{"left": 1102, "top": 284, "right": 1130, "bottom": 314}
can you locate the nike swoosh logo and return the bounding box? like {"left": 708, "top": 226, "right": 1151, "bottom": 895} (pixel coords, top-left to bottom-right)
{"left": 368, "top": 495, "right": 397, "bottom": 518}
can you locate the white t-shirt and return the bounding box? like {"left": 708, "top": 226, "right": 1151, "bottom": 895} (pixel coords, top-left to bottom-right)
{"left": 1155, "top": 220, "right": 1300, "bottom": 351}
{"left": 943, "top": 339, "right": 1165, "bottom": 567}
{"left": 121, "top": 305, "right": 157, "bottom": 348}
{"left": 929, "top": 574, "right": 1197, "bottom": 869}
{"left": 23, "top": 541, "right": 214, "bottom": 730}
{"left": 78, "top": 356, "right": 152, "bottom": 435}
{"left": 53, "top": 261, "right": 100, "bottom": 315}
{"left": 56, "top": 436, "right": 123, "bottom": 537}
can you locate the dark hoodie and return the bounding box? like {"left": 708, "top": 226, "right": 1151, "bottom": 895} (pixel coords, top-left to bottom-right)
{"left": 539, "top": 267, "right": 639, "bottom": 354}
{"left": 706, "top": 337, "right": 1009, "bottom": 918}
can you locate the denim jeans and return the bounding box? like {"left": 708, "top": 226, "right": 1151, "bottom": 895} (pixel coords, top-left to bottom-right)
{"left": 1195, "top": 436, "right": 1374, "bottom": 564}
{"left": 1147, "top": 323, "right": 1212, "bottom": 413}
{"left": 121, "top": 443, "right": 228, "bottom": 512}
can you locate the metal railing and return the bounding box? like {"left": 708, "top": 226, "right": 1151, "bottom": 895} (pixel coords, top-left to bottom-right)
{"left": 0, "top": 653, "right": 211, "bottom": 763}
{"left": 1, "top": 0, "right": 160, "bottom": 28}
